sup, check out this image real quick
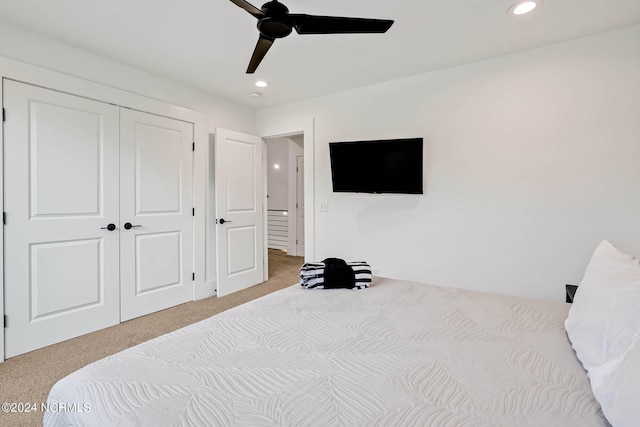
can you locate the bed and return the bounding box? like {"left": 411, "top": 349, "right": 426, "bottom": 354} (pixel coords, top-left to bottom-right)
{"left": 44, "top": 275, "right": 610, "bottom": 426}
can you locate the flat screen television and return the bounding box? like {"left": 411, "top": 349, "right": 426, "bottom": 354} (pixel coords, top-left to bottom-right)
{"left": 329, "top": 137, "right": 423, "bottom": 194}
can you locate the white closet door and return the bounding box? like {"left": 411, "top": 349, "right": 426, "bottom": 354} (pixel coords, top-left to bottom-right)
{"left": 215, "top": 128, "right": 264, "bottom": 297}
{"left": 4, "top": 81, "right": 120, "bottom": 358}
{"left": 119, "top": 109, "right": 194, "bottom": 321}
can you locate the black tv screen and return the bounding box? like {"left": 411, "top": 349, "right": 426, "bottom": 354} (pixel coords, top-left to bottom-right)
{"left": 329, "top": 138, "right": 423, "bottom": 194}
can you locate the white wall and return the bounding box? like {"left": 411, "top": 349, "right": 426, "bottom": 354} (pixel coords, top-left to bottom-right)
{"left": 266, "top": 138, "right": 290, "bottom": 210}
{"left": 0, "top": 22, "right": 255, "bottom": 134}
{"left": 256, "top": 24, "right": 640, "bottom": 301}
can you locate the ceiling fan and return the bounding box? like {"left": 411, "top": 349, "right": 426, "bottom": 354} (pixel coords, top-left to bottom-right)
{"left": 230, "top": 0, "right": 394, "bottom": 73}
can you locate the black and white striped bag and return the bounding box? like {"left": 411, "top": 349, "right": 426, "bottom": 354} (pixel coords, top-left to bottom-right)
{"left": 300, "top": 258, "right": 372, "bottom": 290}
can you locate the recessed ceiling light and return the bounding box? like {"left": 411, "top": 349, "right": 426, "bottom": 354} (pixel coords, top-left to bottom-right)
{"left": 507, "top": 0, "right": 540, "bottom": 15}
{"left": 255, "top": 80, "right": 269, "bottom": 88}
{"left": 249, "top": 92, "right": 262, "bottom": 97}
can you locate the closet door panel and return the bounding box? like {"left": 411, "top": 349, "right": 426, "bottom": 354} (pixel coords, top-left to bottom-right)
{"left": 119, "top": 109, "right": 193, "bottom": 321}
{"left": 4, "top": 81, "right": 120, "bottom": 358}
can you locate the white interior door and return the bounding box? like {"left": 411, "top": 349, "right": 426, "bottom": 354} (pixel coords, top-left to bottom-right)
{"left": 119, "top": 109, "right": 194, "bottom": 321}
{"left": 215, "top": 128, "right": 264, "bottom": 297}
{"left": 4, "top": 81, "right": 120, "bottom": 358}
{"left": 296, "top": 155, "right": 305, "bottom": 255}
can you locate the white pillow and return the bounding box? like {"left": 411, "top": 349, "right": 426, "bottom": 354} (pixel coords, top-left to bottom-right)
{"left": 589, "top": 338, "right": 640, "bottom": 427}
{"left": 565, "top": 240, "right": 640, "bottom": 427}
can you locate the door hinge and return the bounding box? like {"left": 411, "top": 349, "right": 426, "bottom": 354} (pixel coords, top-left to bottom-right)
{"left": 2, "top": 212, "right": 6, "bottom": 225}
{"left": 2, "top": 108, "right": 5, "bottom": 122}
{"left": 192, "top": 207, "right": 195, "bottom": 216}
{"left": 3, "top": 315, "right": 7, "bottom": 328}
{"left": 192, "top": 142, "right": 195, "bottom": 151}
{"left": 192, "top": 272, "right": 195, "bottom": 281}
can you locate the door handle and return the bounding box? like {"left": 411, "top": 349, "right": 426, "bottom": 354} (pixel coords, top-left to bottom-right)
{"left": 218, "top": 218, "right": 232, "bottom": 224}
{"left": 123, "top": 222, "right": 142, "bottom": 230}
{"left": 100, "top": 223, "right": 117, "bottom": 231}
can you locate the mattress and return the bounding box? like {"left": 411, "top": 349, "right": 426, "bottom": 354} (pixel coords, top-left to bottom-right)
{"left": 44, "top": 277, "right": 608, "bottom": 426}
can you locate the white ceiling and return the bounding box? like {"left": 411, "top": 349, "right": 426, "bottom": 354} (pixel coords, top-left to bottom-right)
{"left": 1, "top": 0, "right": 639, "bottom": 109}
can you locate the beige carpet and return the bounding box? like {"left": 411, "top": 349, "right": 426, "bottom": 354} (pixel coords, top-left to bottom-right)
{"left": 0, "top": 249, "right": 303, "bottom": 427}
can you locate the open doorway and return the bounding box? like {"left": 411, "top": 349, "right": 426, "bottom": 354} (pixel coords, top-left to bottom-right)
{"left": 265, "top": 134, "right": 305, "bottom": 276}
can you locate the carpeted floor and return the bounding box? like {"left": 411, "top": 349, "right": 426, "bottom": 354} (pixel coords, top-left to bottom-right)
{"left": 0, "top": 249, "right": 303, "bottom": 427}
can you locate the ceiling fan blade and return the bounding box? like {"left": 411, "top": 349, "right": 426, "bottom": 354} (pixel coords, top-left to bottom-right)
{"left": 247, "top": 35, "right": 275, "bottom": 74}
{"left": 291, "top": 15, "right": 393, "bottom": 35}
{"left": 230, "top": 0, "right": 264, "bottom": 18}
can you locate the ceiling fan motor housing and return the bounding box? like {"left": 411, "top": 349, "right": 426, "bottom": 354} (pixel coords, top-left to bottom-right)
{"left": 257, "top": 1, "right": 293, "bottom": 38}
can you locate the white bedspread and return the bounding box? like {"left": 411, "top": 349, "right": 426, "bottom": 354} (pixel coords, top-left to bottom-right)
{"left": 44, "top": 277, "right": 608, "bottom": 426}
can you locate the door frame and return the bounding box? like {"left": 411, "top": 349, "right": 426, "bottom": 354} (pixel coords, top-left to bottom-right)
{"left": 259, "top": 120, "right": 315, "bottom": 268}
{"left": 0, "top": 57, "right": 208, "bottom": 362}
{"left": 295, "top": 154, "right": 304, "bottom": 256}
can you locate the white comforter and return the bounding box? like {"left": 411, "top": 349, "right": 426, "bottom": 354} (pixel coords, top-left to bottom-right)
{"left": 44, "top": 277, "right": 608, "bottom": 426}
